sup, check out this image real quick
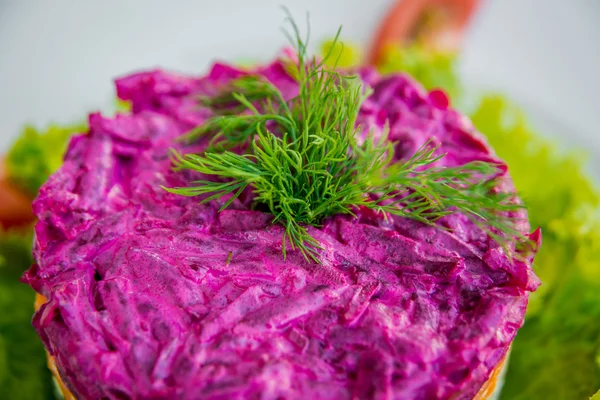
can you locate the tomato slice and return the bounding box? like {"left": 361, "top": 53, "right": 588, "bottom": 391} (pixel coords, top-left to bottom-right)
{"left": 368, "top": 0, "right": 480, "bottom": 65}
{"left": 0, "top": 157, "right": 34, "bottom": 229}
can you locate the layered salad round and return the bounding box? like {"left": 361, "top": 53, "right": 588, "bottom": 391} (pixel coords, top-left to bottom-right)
{"left": 23, "top": 54, "right": 540, "bottom": 400}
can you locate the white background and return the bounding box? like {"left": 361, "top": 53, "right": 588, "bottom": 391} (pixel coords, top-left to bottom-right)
{"left": 0, "top": 0, "right": 598, "bottom": 172}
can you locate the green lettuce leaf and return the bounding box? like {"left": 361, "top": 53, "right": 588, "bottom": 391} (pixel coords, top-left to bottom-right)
{"left": 6, "top": 123, "right": 85, "bottom": 196}
{"left": 376, "top": 44, "right": 460, "bottom": 100}
{"left": 320, "top": 40, "right": 459, "bottom": 100}
{"left": 0, "top": 228, "right": 55, "bottom": 400}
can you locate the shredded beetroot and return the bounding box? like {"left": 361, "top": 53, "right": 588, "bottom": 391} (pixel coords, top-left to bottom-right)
{"left": 23, "top": 60, "right": 538, "bottom": 400}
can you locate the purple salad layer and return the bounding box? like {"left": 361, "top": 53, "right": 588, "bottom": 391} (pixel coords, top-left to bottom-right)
{"left": 24, "top": 60, "right": 540, "bottom": 400}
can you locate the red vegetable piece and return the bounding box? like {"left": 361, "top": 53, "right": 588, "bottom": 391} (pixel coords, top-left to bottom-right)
{"left": 0, "top": 157, "right": 34, "bottom": 229}
{"left": 368, "top": 0, "right": 481, "bottom": 66}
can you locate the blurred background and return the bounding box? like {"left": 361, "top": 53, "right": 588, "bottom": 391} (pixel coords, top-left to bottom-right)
{"left": 1, "top": 1, "right": 600, "bottom": 400}
{"left": 1, "top": 0, "right": 599, "bottom": 173}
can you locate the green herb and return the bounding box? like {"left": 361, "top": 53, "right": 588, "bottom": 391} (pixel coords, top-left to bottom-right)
{"left": 166, "top": 15, "right": 526, "bottom": 262}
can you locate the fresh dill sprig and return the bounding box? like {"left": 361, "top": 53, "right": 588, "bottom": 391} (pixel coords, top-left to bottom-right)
{"left": 165, "top": 13, "right": 527, "bottom": 262}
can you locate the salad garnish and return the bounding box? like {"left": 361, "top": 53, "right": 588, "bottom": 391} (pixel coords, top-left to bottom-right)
{"left": 166, "top": 13, "right": 527, "bottom": 262}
